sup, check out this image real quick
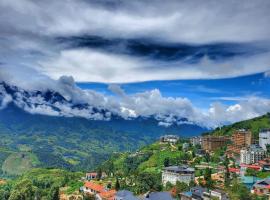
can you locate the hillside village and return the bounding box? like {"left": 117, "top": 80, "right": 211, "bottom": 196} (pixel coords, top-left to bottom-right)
{"left": 74, "top": 127, "right": 270, "bottom": 200}
{"left": 0, "top": 115, "right": 270, "bottom": 200}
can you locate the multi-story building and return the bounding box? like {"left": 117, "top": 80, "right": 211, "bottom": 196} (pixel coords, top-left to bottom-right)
{"left": 227, "top": 129, "right": 253, "bottom": 155}
{"left": 259, "top": 129, "right": 270, "bottom": 151}
{"left": 160, "top": 135, "right": 179, "bottom": 144}
{"left": 240, "top": 144, "right": 266, "bottom": 164}
{"left": 202, "top": 136, "right": 230, "bottom": 151}
{"left": 190, "top": 136, "right": 203, "bottom": 146}
{"left": 162, "top": 165, "right": 195, "bottom": 185}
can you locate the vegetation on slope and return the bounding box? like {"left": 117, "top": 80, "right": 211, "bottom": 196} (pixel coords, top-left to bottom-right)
{"left": 99, "top": 139, "right": 195, "bottom": 194}
{"left": 0, "top": 103, "right": 206, "bottom": 173}
{"left": 205, "top": 113, "right": 270, "bottom": 139}
{"left": 0, "top": 168, "right": 83, "bottom": 200}
{"left": 2, "top": 152, "right": 39, "bottom": 176}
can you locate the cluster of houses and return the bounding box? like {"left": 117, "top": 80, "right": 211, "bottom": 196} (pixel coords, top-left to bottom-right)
{"left": 190, "top": 128, "right": 270, "bottom": 197}
{"left": 81, "top": 178, "right": 175, "bottom": 200}
{"left": 190, "top": 129, "right": 270, "bottom": 165}
{"left": 79, "top": 129, "right": 270, "bottom": 199}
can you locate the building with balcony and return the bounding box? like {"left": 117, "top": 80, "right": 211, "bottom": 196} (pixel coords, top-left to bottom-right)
{"left": 202, "top": 136, "right": 230, "bottom": 151}
{"left": 227, "top": 129, "right": 253, "bottom": 155}
{"left": 240, "top": 144, "right": 266, "bottom": 164}
{"left": 162, "top": 165, "right": 195, "bottom": 185}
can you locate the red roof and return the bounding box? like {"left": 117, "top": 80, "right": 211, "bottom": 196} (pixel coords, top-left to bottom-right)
{"left": 229, "top": 168, "right": 240, "bottom": 173}
{"left": 98, "top": 189, "right": 116, "bottom": 200}
{"left": 240, "top": 164, "right": 261, "bottom": 170}
{"left": 84, "top": 181, "right": 105, "bottom": 193}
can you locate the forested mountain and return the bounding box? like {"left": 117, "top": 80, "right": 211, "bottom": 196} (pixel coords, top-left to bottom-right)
{"left": 0, "top": 102, "right": 206, "bottom": 175}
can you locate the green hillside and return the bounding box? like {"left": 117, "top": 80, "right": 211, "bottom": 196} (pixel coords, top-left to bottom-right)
{"left": 0, "top": 103, "right": 206, "bottom": 174}
{"left": 0, "top": 168, "right": 83, "bottom": 199}
{"left": 2, "top": 152, "right": 40, "bottom": 176}
{"left": 98, "top": 140, "right": 190, "bottom": 194}
{"left": 205, "top": 113, "right": 270, "bottom": 139}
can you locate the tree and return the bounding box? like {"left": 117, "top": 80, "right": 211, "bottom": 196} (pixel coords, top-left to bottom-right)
{"left": 204, "top": 168, "right": 213, "bottom": 188}
{"left": 223, "top": 155, "right": 230, "bottom": 187}
{"left": 266, "top": 144, "right": 270, "bottom": 155}
{"left": 48, "top": 184, "right": 60, "bottom": 200}
{"left": 245, "top": 168, "right": 258, "bottom": 177}
{"left": 9, "top": 179, "right": 36, "bottom": 200}
{"left": 115, "top": 178, "right": 120, "bottom": 191}
{"left": 135, "top": 172, "right": 162, "bottom": 194}
{"left": 164, "top": 157, "right": 170, "bottom": 167}
{"left": 175, "top": 181, "right": 189, "bottom": 194}
{"left": 230, "top": 179, "right": 252, "bottom": 200}
{"left": 204, "top": 152, "right": 210, "bottom": 163}
{"left": 165, "top": 182, "right": 174, "bottom": 190}
{"left": 97, "top": 168, "right": 102, "bottom": 180}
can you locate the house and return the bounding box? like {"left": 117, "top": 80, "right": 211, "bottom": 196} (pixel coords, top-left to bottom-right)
{"left": 259, "top": 129, "right": 270, "bottom": 150}
{"left": 114, "top": 190, "right": 138, "bottom": 200}
{"left": 252, "top": 178, "right": 270, "bottom": 196}
{"left": 258, "top": 159, "right": 270, "bottom": 171}
{"left": 143, "top": 192, "right": 175, "bottom": 200}
{"left": 182, "top": 143, "right": 189, "bottom": 151}
{"left": 180, "top": 186, "right": 207, "bottom": 200}
{"left": 86, "top": 172, "right": 107, "bottom": 180}
{"left": 82, "top": 181, "right": 105, "bottom": 195}
{"left": 86, "top": 172, "right": 98, "bottom": 180}
{"left": 97, "top": 189, "right": 116, "bottom": 200}
{"left": 240, "top": 144, "right": 266, "bottom": 164}
{"left": 203, "top": 189, "right": 229, "bottom": 200}
{"left": 190, "top": 136, "right": 202, "bottom": 147}
{"left": 160, "top": 135, "right": 180, "bottom": 144}
{"left": 162, "top": 166, "right": 195, "bottom": 185}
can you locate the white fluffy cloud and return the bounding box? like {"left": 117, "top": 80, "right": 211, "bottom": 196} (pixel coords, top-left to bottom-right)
{"left": 37, "top": 48, "right": 270, "bottom": 83}
{"left": 1, "top": 74, "right": 270, "bottom": 128}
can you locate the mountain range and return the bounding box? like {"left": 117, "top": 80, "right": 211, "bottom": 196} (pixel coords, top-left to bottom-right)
{"left": 0, "top": 82, "right": 207, "bottom": 174}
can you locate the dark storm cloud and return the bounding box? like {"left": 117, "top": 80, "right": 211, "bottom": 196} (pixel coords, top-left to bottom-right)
{"left": 0, "top": 0, "right": 270, "bottom": 83}
{"left": 56, "top": 35, "right": 268, "bottom": 62}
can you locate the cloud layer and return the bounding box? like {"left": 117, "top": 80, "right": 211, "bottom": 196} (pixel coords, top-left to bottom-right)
{"left": 1, "top": 73, "right": 270, "bottom": 128}
{"left": 0, "top": 0, "right": 270, "bottom": 83}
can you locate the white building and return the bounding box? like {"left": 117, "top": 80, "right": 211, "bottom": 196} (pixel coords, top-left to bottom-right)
{"left": 162, "top": 166, "right": 195, "bottom": 185}
{"left": 160, "top": 135, "right": 179, "bottom": 144}
{"left": 240, "top": 144, "right": 266, "bottom": 164}
{"left": 190, "top": 136, "right": 202, "bottom": 146}
{"left": 182, "top": 143, "right": 189, "bottom": 151}
{"left": 259, "top": 129, "right": 270, "bottom": 151}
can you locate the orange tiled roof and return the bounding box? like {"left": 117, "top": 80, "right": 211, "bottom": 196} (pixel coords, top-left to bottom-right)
{"left": 98, "top": 189, "right": 116, "bottom": 199}
{"left": 229, "top": 168, "right": 240, "bottom": 173}
{"left": 240, "top": 164, "right": 261, "bottom": 170}
{"left": 84, "top": 181, "right": 105, "bottom": 193}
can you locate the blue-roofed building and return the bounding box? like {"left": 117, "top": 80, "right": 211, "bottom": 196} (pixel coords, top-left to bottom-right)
{"left": 241, "top": 176, "right": 262, "bottom": 190}
{"left": 115, "top": 190, "right": 139, "bottom": 200}
{"left": 143, "top": 192, "right": 175, "bottom": 200}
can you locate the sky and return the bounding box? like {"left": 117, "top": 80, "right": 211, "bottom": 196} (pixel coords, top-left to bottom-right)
{"left": 0, "top": 0, "right": 270, "bottom": 127}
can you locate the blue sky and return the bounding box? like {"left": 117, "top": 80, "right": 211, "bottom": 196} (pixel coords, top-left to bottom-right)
{"left": 77, "top": 73, "right": 270, "bottom": 108}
